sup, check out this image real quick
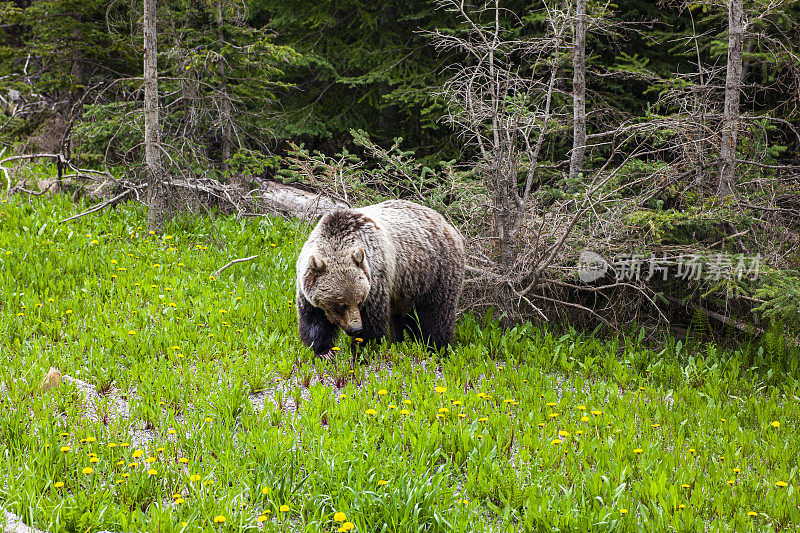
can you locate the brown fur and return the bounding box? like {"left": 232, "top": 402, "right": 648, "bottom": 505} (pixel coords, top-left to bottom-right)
{"left": 296, "top": 200, "right": 465, "bottom": 356}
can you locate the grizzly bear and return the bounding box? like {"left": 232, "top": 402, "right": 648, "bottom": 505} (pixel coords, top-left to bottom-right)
{"left": 296, "top": 200, "right": 465, "bottom": 358}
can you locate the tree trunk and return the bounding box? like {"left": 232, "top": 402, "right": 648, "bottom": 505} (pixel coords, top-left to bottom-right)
{"left": 144, "top": 0, "right": 170, "bottom": 232}
{"left": 215, "top": 0, "right": 233, "bottom": 174}
{"left": 569, "top": 0, "right": 587, "bottom": 182}
{"left": 718, "top": 0, "right": 744, "bottom": 199}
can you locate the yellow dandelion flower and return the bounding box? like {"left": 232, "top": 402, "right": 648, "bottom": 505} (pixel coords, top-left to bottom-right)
{"left": 82, "top": 467, "right": 93, "bottom": 474}
{"left": 146, "top": 457, "right": 156, "bottom": 463}
{"left": 89, "top": 457, "right": 99, "bottom": 463}
{"left": 179, "top": 457, "right": 188, "bottom": 464}
{"left": 435, "top": 386, "right": 447, "bottom": 394}
{"left": 688, "top": 448, "right": 696, "bottom": 454}
{"left": 550, "top": 439, "right": 562, "bottom": 445}
{"left": 148, "top": 469, "right": 158, "bottom": 476}
{"left": 213, "top": 515, "right": 226, "bottom": 523}
{"left": 591, "top": 410, "right": 601, "bottom": 416}
{"left": 633, "top": 448, "right": 643, "bottom": 454}
{"left": 279, "top": 505, "right": 290, "bottom": 513}
{"left": 60, "top": 446, "right": 71, "bottom": 453}
{"left": 175, "top": 498, "right": 184, "bottom": 504}
{"left": 558, "top": 430, "right": 570, "bottom": 437}
{"left": 378, "top": 389, "right": 388, "bottom": 396}
{"left": 438, "top": 408, "right": 450, "bottom": 414}
{"left": 366, "top": 409, "right": 377, "bottom": 416}
{"left": 334, "top": 512, "right": 347, "bottom": 522}
{"left": 747, "top": 511, "right": 758, "bottom": 517}
{"left": 190, "top": 474, "right": 201, "bottom": 482}
{"left": 548, "top": 413, "right": 559, "bottom": 418}
{"left": 771, "top": 421, "right": 780, "bottom": 428}
{"left": 776, "top": 481, "right": 788, "bottom": 488}
{"left": 403, "top": 399, "right": 412, "bottom": 405}
{"left": 537, "top": 422, "right": 546, "bottom": 427}
{"left": 581, "top": 416, "right": 590, "bottom": 422}
{"left": 338, "top": 522, "right": 355, "bottom": 532}
{"left": 378, "top": 479, "right": 388, "bottom": 485}
{"left": 678, "top": 504, "right": 686, "bottom": 510}
{"left": 619, "top": 508, "right": 628, "bottom": 514}
{"left": 681, "top": 484, "right": 690, "bottom": 489}
{"left": 54, "top": 481, "right": 65, "bottom": 488}
{"left": 400, "top": 409, "right": 410, "bottom": 415}
{"left": 257, "top": 515, "right": 268, "bottom": 523}
{"left": 733, "top": 468, "right": 741, "bottom": 474}
{"left": 332, "top": 346, "right": 340, "bottom": 351}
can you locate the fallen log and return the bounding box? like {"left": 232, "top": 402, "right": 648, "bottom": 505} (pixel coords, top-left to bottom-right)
{"left": 250, "top": 180, "right": 348, "bottom": 221}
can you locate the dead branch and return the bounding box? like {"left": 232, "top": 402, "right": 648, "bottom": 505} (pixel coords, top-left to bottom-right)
{"left": 213, "top": 255, "right": 259, "bottom": 278}
{"left": 666, "top": 296, "right": 763, "bottom": 335}
{"left": 60, "top": 188, "right": 136, "bottom": 223}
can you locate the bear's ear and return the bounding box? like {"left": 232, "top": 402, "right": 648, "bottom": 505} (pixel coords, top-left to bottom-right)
{"left": 309, "top": 255, "right": 326, "bottom": 272}
{"left": 352, "top": 248, "right": 365, "bottom": 266}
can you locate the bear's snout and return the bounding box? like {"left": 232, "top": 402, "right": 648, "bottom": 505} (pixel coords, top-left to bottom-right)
{"left": 342, "top": 308, "right": 363, "bottom": 335}
{"left": 346, "top": 325, "right": 363, "bottom": 336}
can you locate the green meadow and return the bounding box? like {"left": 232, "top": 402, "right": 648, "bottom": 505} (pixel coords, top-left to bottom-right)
{"left": 0, "top": 195, "right": 798, "bottom": 532}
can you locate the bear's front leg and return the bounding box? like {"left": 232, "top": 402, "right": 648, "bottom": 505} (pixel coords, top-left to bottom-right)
{"left": 359, "top": 285, "right": 390, "bottom": 343}
{"left": 297, "top": 292, "right": 338, "bottom": 358}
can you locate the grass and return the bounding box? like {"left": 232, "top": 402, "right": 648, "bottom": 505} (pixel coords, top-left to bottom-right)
{"left": 0, "top": 194, "right": 799, "bottom": 532}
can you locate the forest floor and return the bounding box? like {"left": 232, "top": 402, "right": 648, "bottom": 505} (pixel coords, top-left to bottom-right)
{"left": 0, "top": 195, "right": 798, "bottom": 532}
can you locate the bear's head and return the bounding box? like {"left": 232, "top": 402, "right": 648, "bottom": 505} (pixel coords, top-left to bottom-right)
{"left": 303, "top": 247, "right": 370, "bottom": 336}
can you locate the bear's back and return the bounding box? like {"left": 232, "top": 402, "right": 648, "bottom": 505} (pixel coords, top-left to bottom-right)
{"left": 355, "top": 200, "right": 464, "bottom": 311}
